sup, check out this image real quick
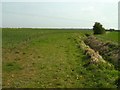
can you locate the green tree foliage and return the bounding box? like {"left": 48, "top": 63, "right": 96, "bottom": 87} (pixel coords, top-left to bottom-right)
{"left": 93, "top": 22, "right": 106, "bottom": 34}
{"left": 109, "top": 29, "right": 115, "bottom": 32}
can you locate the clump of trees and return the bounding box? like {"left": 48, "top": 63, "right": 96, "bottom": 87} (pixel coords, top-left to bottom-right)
{"left": 109, "top": 29, "right": 115, "bottom": 32}
{"left": 93, "top": 22, "right": 106, "bottom": 34}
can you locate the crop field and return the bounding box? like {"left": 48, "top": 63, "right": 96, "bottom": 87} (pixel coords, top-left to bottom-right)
{"left": 2, "top": 28, "right": 120, "bottom": 88}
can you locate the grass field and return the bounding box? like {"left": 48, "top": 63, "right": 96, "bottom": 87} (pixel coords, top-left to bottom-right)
{"left": 2, "top": 28, "right": 119, "bottom": 88}
{"left": 95, "top": 31, "right": 119, "bottom": 44}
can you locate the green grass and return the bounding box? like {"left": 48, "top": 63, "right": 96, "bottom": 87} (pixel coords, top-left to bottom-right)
{"left": 95, "top": 31, "right": 119, "bottom": 44}
{"left": 3, "top": 62, "right": 22, "bottom": 72}
{"left": 2, "top": 28, "right": 119, "bottom": 88}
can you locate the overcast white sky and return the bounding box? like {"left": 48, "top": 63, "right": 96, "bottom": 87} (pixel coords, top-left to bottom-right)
{"left": 1, "top": 0, "right": 119, "bottom": 29}
{"left": 1, "top": 0, "right": 119, "bottom": 3}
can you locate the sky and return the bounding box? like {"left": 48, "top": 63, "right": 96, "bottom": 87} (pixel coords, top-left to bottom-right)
{"left": 118, "top": 1, "right": 120, "bottom": 30}
{"left": 1, "top": 0, "right": 119, "bottom": 29}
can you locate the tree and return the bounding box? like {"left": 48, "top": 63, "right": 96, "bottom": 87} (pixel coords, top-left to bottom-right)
{"left": 109, "top": 29, "right": 115, "bottom": 32}
{"left": 93, "top": 22, "right": 106, "bottom": 34}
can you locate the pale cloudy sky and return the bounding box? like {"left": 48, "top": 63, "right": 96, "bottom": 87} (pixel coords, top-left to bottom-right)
{"left": 1, "top": 0, "right": 119, "bottom": 29}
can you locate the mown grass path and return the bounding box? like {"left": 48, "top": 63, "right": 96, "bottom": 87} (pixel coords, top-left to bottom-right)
{"left": 3, "top": 30, "right": 87, "bottom": 88}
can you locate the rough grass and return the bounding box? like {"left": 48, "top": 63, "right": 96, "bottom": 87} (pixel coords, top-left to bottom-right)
{"left": 2, "top": 28, "right": 119, "bottom": 88}
{"left": 95, "top": 31, "right": 119, "bottom": 44}
{"left": 3, "top": 62, "right": 22, "bottom": 72}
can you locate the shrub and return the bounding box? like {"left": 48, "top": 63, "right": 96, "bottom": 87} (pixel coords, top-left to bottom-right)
{"left": 93, "top": 22, "right": 106, "bottom": 34}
